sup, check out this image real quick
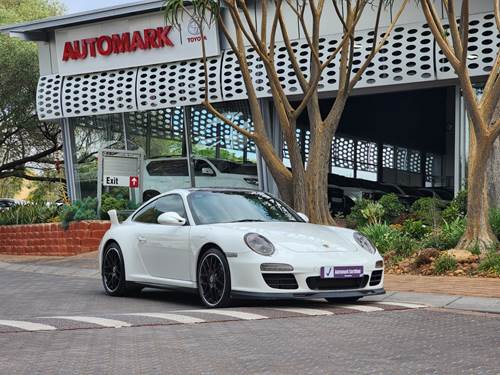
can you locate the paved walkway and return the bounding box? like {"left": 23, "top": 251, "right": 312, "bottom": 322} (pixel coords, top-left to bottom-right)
{"left": 385, "top": 274, "right": 500, "bottom": 298}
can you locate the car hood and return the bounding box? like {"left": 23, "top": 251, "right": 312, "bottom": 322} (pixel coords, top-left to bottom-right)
{"left": 214, "top": 222, "right": 360, "bottom": 253}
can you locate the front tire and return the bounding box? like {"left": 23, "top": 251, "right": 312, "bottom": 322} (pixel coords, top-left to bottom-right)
{"left": 197, "top": 248, "right": 231, "bottom": 308}
{"left": 102, "top": 243, "right": 142, "bottom": 297}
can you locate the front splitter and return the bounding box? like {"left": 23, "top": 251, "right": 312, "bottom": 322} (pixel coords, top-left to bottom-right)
{"left": 231, "top": 288, "right": 385, "bottom": 300}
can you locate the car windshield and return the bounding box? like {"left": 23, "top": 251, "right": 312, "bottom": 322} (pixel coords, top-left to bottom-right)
{"left": 188, "top": 191, "right": 300, "bottom": 225}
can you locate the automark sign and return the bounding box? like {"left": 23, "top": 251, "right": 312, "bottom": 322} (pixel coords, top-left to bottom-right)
{"left": 55, "top": 11, "right": 219, "bottom": 76}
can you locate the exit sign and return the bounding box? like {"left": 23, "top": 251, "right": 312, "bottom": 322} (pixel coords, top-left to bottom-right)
{"left": 129, "top": 176, "right": 139, "bottom": 188}
{"left": 103, "top": 175, "right": 131, "bottom": 187}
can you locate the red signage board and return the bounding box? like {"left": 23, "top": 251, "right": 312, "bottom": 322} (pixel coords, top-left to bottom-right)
{"left": 129, "top": 176, "right": 139, "bottom": 188}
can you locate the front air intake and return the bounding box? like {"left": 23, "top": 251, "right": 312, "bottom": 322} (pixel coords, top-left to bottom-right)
{"left": 262, "top": 273, "right": 298, "bottom": 290}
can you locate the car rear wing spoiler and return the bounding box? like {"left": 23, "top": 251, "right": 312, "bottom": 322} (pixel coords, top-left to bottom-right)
{"left": 108, "top": 210, "right": 120, "bottom": 226}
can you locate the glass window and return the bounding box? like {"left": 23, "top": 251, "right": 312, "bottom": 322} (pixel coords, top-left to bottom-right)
{"left": 209, "top": 159, "right": 257, "bottom": 175}
{"left": 190, "top": 102, "right": 259, "bottom": 190}
{"left": 155, "top": 194, "right": 188, "bottom": 219}
{"left": 194, "top": 159, "right": 216, "bottom": 177}
{"left": 133, "top": 201, "right": 158, "bottom": 224}
{"left": 134, "top": 194, "right": 187, "bottom": 224}
{"left": 146, "top": 159, "right": 188, "bottom": 176}
{"left": 188, "top": 190, "right": 300, "bottom": 225}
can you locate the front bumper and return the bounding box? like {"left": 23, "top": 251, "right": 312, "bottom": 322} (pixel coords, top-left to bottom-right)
{"left": 228, "top": 250, "right": 384, "bottom": 297}
{"left": 231, "top": 287, "right": 385, "bottom": 300}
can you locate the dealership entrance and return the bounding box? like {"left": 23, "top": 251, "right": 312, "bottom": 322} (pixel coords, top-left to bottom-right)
{"left": 1, "top": 0, "right": 494, "bottom": 209}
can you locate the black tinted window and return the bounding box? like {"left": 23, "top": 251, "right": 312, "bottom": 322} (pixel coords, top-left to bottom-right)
{"left": 133, "top": 202, "right": 158, "bottom": 224}
{"left": 147, "top": 160, "right": 188, "bottom": 176}
{"left": 209, "top": 159, "right": 257, "bottom": 175}
{"left": 194, "top": 159, "right": 215, "bottom": 177}
{"left": 134, "top": 195, "right": 187, "bottom": 224}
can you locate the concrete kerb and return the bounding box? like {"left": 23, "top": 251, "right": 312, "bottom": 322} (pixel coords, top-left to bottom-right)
{"left": 0, "top": 261, "right": 100, "bottom": 279}
{"left": 364, "top": 291, "right": 500, "bottom": 314}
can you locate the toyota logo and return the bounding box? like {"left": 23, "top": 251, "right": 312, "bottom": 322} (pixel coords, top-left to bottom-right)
{"left": 188, "top": 20, "right": 200, "bottom": 35}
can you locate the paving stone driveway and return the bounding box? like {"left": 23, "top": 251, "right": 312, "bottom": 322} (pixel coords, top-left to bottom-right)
{"left": 1, "top": 266, "right": 500, "bottom": 374}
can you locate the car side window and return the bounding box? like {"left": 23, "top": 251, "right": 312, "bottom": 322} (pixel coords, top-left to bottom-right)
{"left": 146, "top": 160, "right": 189, "bottom": 176}
{"left": 155, "top": 195, "right": 188, "bottom": 220}
{"left": 133, "top": 202, "right": 158, "bottom": 224}
{"left": 194, "top": 159, "right": 215, "bottom": 177}
{"left": 133, "top": 195, "right": 188, "bottom": 224}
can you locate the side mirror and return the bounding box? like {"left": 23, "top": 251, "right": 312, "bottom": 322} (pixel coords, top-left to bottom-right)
{"left": 157, "top": 212, "right": 186, "bottom": 226}
{"left": 201, "top": 167, "right": 215, "bottom": 176}
{"left": 297, "top": 212, "right": 309, "bottom": 223}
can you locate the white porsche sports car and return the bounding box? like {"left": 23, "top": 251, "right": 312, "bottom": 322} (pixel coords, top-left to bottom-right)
{"left": 99, "top": 188, "right": 385, "bottom": 308}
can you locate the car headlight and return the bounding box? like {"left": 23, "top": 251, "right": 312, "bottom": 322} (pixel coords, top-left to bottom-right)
{"left": 353, "top": 232, "right": 377, "bottom": 254}
{"left": 244, "top": 233, "right": 275, "bottom": 256}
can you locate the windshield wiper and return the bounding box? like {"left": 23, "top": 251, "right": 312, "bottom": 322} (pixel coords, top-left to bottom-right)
{"left": 230, "top": 219, "right": 265, "bottom": 223}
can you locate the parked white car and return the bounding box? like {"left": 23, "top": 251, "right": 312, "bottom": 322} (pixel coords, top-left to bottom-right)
{"left": 0, "top": 198, "right": 26, "bottom": 211}
{"left": 99, "top": 188, "right": 385, "bottom": 308}
{"left": 142, "top": 157, "right": 259, "bottom": 201}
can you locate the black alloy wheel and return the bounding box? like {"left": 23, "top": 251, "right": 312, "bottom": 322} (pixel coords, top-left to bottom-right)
{"left": 197, "top": 248, "right": 231, "bottom": 308}
{"left": 102, "top": 243, "right": 142, "bottom": 297}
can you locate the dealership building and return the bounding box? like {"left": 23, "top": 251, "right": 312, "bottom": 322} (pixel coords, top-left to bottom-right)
{"left": 0, "top": 0, "right": 497, "bottom": 207}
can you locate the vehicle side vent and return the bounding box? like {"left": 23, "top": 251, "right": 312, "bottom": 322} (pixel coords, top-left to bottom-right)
{"left": 262, "top": 273, "right": 298, "bottom": 290}
{"left": 370, "top": 270, "right": 383, "bottom": 286}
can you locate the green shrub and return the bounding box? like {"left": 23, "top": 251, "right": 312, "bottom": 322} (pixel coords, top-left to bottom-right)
{"left": 402, "top": 219, "right": 431, "bottom": 240}
{"left": 421, "top": 217, "right": 466, "bottom": 250}
{"left": 489, "top": 208, "right": 500, "bottom": 240}
{"left": 60, "top": 197, "right": 98, "bottom": 229}
{"left": 442, "top": 190, "right": 467, "bottom": 222}
{"left": 411, "top": 197, "right": 446, "bottom": 227}
{"left": 361, "top": 202, "right": 385, "bottom": 225}
{"left": 391, "top": 234, "right": 418, "bottom": 258}
{"left": 434, "top": 254, "right": 457, "bottom": 274}
{"left": 378, "top": 193, "right": 405, "bottom": 223}
{"left": 478, "top": 251, "right": 500, "bottom": 275}
{"left": 441, "top": 217, "right": 466, "bottom": 248}
{"left": 358, "top": 223, "right": 399, "bottom": 254}
{"left": 100, "top": 193, "right": 129, "bottom": 219}
{"left": 0, "top": 202, "right": 61, "bottom": 225}
{"left": 346, "top": 199, "right": 371, "bottom": 228}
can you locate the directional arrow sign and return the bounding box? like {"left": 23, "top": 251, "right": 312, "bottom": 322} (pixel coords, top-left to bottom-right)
{"left": 129, "top": 176, "right": 139, "bottom": 188}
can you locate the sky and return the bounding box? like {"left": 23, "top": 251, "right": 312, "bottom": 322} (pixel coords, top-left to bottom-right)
{"left": 63, "top": 0, "right": 138, "bottom": 14}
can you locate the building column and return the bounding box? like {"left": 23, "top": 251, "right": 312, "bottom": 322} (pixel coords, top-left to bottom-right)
{"left": 257, "top": 99, "right": 280, "bottom": 196}
{"left": 60, "top": 118, "right": 80, "bottom": 202}
{"left": 453, "top": 86, "right": 469, "bottom": 195}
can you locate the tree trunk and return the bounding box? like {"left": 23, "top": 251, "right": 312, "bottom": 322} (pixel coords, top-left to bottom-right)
{"left": 305, "top": 126, "right": 335, "bottom": 225}
{"left": 487, "top": 137, "right": 500, "bottom": 209}
{"left": 457, "top": 135, "right": 497, "bottom": 252}
{"left": 487, "top": 103, "right": 500, "bottom": 209}
{"left": 283, "top": 122, "right": 307, "bottom": 212}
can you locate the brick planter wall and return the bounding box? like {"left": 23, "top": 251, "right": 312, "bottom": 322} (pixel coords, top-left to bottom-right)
{"left": 0, "top": 221, "right": 111, "bottom": 256}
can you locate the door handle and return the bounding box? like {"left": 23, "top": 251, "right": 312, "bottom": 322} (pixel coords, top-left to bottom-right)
{"left": 137, "top": 235, "right": 147, "bottom": 243}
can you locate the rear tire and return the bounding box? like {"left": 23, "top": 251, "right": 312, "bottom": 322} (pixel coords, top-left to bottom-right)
{"left": 197, "top": 248, "right": 231, "bottom": 308}
{"left": 325, "top": 297, "right": 360, "bottom": 303}
{"left": 102, "top": 243, "right": 142, "bottom": 297}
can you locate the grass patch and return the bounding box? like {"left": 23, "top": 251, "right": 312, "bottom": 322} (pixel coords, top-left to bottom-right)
{"left": 434, "top": 254, "right": 457, "bottom": 275}
{"left": 478, "top": 251, "right": 500, "bottom": 275}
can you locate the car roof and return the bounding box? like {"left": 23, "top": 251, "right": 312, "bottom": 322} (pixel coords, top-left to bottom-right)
{"left": 152, "top": 187, "right": 264, "bottom": 198}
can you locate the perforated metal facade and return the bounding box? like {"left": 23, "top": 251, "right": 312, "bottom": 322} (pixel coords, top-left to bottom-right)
{"left": 36, "top": 11, "right": 498, "bottom": 121}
